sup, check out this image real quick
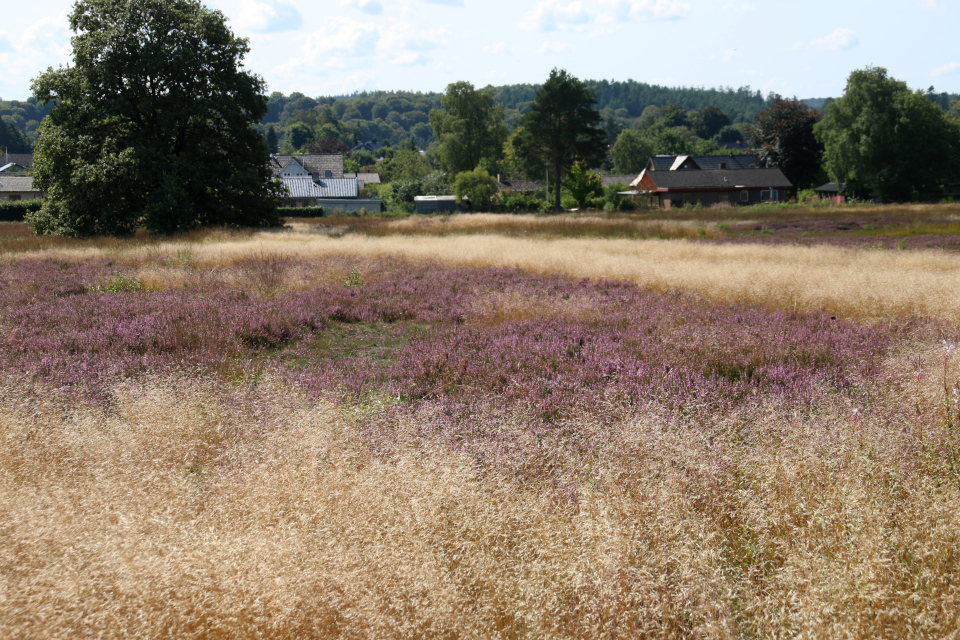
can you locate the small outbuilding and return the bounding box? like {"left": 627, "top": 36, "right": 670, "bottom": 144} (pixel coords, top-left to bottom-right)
{"left": 415, "top": 195, "right": 462, "bottom": 214}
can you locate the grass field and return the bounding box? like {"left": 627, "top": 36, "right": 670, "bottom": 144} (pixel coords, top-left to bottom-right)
{"left": 2, "top": 207, "right": 960, "bottom": 638}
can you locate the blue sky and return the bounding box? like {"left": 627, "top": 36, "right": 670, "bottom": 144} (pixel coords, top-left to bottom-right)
{"left": 1, "top": 0, "right": 958, "bottom": 102}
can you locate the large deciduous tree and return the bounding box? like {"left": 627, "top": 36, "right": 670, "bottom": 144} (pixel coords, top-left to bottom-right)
{"left": 429, "top": 81, "right": 508, "bottom": 175}
{"left": 610, "top": 129, "right": 653, "bottom": 175}
{"left": 815, "top": 66, "right": 960, "bottom": 201}
{"left": 751, "top": 95, "right": 824, "bottom": 190}
{"left": 28, "top": 0, "right": 283, "bottom": 236}
{"left": 514, "top": 69, "right": 606, "bottom": 211}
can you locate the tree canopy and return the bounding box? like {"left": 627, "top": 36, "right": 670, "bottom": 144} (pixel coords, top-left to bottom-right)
{"left": 815, "top": 66, "right": 960, "bottom": 201}
{"left": 514, "top": 69, "right": 606, "bottom": 210}
{"left": 28, "top": 0, "right": 282, "bottom": 236}
{"left": 751, "top": 95, "right": 824, "bottom": 189}
{"left": 429, "top": 81, "right": 507, "bottom": 175}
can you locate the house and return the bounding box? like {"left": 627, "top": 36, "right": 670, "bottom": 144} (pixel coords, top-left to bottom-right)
{"left": 270, "top": 154, "right": 344, "bottom": 180}
{"left": 0, "top": 151, "right": 34, "bottom": 171}
{"left": 497, "top": 176, "right": 543, "bottom": 193}
{"left": 415, "top": 195, "right": 461, "bottom": 214}
{"left": 351, "top": 141, "right": 382, "bottom": 154}
{"left": 629, "top": 166, "right": 792, "bottom": 209}
{"left": 269, "top": 154, "right": 383, "bottom": 213}
{"left": 814, "top": 182, "right": 847, "bottom": 204}
{"left": 0, "top": 175, "right": 44, "bottom": 202}
{"left": 644, "top": 154, "right": 759, "bottom": 172}
{"left": 600, "top": 175, "right": 635, "bottom": 188}
{"left": 343, "top": 172, "right": 382, "bottom": 189}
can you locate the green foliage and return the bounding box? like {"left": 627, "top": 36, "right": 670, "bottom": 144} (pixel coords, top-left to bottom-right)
{"left": 420, "top": 171, "right": 453, "bottom": 196}
{"left": 0, "top": 118, "right": 31, "bottom": 153}
{"left": 610, "top": 129, "right": 653, "bottom": 174}
{"left": 89, "top": 272, "right": 144, "bottom": 293}
{"left": 563, "top": 161, "right": 602, "bottom": 208}
{"left": 429, "top": 81, "right": 507, "bottom": 175}
{"left": 690, "top": 105, "right": 732, "bottom": 139}
{"left": 28, "top": 0, "right": 284, "bottom": 237}
{"left": 343, "top": 268, "right": 364, "bottom": 288}
{"left": 454, "top": 168, "right": 498, "bottom": 211}
{"left": 492, "top": 192, "right": 551, "bottom": 213}
{"left": 0, "top": 200, "right": 43, "bottom": 221}
{"left": 514, "top": 69, "right": 606, "bottom": 211}
{"left": 286, "top": 122, "right": 313, "bottom": 151}
{"left": 384, "top": 148, "right": 433, "bottom": 182}
{"left": 751, "top": 95, "right": 824, "bottom": 189}
{"left": 279, "top": 206, "right": 325, "bottom": 218}
{"left": 815, "top": 66, "right": 960, "bottom": 200}
{"left": 265, "top": 125, "right": 279, "bottom": 154}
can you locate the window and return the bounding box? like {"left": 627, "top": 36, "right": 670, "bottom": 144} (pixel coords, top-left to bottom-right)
{"left": 9, "top": 195, "right": 21, "bottom": 201}
{"left": 740, "top": 190, "right": 749, "bottom": 203}
{"left": 719, "top": 162, "right": 727, "bottom": 169}
{"left": 324, "top": 170, "right": 332, "bottom": 178}
{"left": 718, "top": 192, "right": 730, "bottom": 203}
{"left": 761, "top": 189, "right": 779, "bottom": 202}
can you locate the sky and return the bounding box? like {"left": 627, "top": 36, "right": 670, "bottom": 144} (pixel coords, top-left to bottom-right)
{"left": 1, "top": 0, "right": 959, "bottom": 102}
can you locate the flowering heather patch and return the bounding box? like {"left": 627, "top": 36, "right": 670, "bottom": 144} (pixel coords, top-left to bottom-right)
{"left": 0, "top": 256, "right": 907, "bottom": 419}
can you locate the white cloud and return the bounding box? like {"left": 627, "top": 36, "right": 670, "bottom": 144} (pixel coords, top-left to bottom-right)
{"left": 381, "top": 22, "right": 449, "bottom": 52}
{"left": 922, "top": 0, "right": 946, "bottom": 9}
{"left": 537, "top": 41, "right": 571, "bottom": 54}
{"left": 388, "top": 51, "right": 430, "bottom": 66}
{"left": 522, "top": 1, "right": 590, "bottom": 32}
{"left": 484, "top": 41, "right": 509, "bottom": 54}
{"left": 342, "top": 0, "right": 384, "bottom": 15}
{"left": 931, "top": 61, "right": 960, "bottom": 76}
{"left": 423, "top": 0, "right": 464, "bottom": 5}
{"left": 0, "top": 33, "right": 12, "bottom": 53}
{"left": 522, "top": 0, "right": 687, "bottom": 32}
{"left": 300, "top": 17, "right": 380, "bottom": 66}
{"left": 236, "top": 0, "right": 303, "bottom": 33}
{"left": 20, "top": 15, "right": 73, "bottom": 59}
{"left": 808, "top": 28, "right": 858, "bottom": 51}
{"left": 721, "top": 0, "right": 757, "bottom": 11}
{"left": 605, "top": 0, "right": 689, "bottom": 21}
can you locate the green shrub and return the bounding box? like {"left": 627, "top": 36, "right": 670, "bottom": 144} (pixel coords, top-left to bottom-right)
{"left": 560, "top": 195, "right": 578, "bottom": 210}
{"left": 0, "top": 199, "right": 43, "bottom": 222}
{"left": 454, "top": 168, "right": 498, "bottom": 211}
{"left": 493, "top": 192, "right": 546, "bottom": 213}
{"left": 89, "top": 272, "right": 144, "bottom": 293}
{"left": 279, "top": 205, "right": 325, "bottom": 218}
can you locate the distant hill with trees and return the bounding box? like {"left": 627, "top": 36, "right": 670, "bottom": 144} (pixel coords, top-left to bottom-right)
{"left": 257, "top": 80, "right": 774, "bottom": 155}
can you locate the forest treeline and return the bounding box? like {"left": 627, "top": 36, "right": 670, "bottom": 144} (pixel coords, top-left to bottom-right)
{"left": 260, "top": 80, "right": 777, "bottom": 154}
{"left": 4, "top": 78, "right": 959, "bottom": 163}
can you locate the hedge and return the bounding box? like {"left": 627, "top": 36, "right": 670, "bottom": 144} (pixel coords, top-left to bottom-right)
{"left": 0, "top": 200, "right": 43, "bottom": 222}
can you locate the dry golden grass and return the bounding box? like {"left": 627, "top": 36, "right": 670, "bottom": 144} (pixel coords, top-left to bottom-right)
{"left": 28, "top": 229, "right": 959, "bottom": 323}
{"left": 3, "top": 365, "right": 959, "bottom": 639}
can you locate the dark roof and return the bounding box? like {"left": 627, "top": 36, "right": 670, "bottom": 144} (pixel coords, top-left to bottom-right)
{"left": 646, "top": 154, "right": 759, "bottom": 171}
{"left": 281, "top": 177, "right": 358, "bottom": 199}
{"left": 814, "top": 182, "right": 846, "bottom": 193}
{"left": 498, "top": 178, "right": 543, "bottom": 192}
{"left": 351, "top": 141, "right": 382, "bottom": 153}
{"left": 344, "top": 172, "right": 381, "bottom": 186}
{"left": 643, "top": 168, "right": 792, "bottom": 190}
{"left": 0, "top": 152, "right": 33, "bottom": 168}
{"left": 0, "top": 176, "right": 40, "bottom": 193}
{"left": 271, "top": 154, "right": 344, "bottom": 178}
{"left": 600, "top": 175, "right": 635, "bottom": 188}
